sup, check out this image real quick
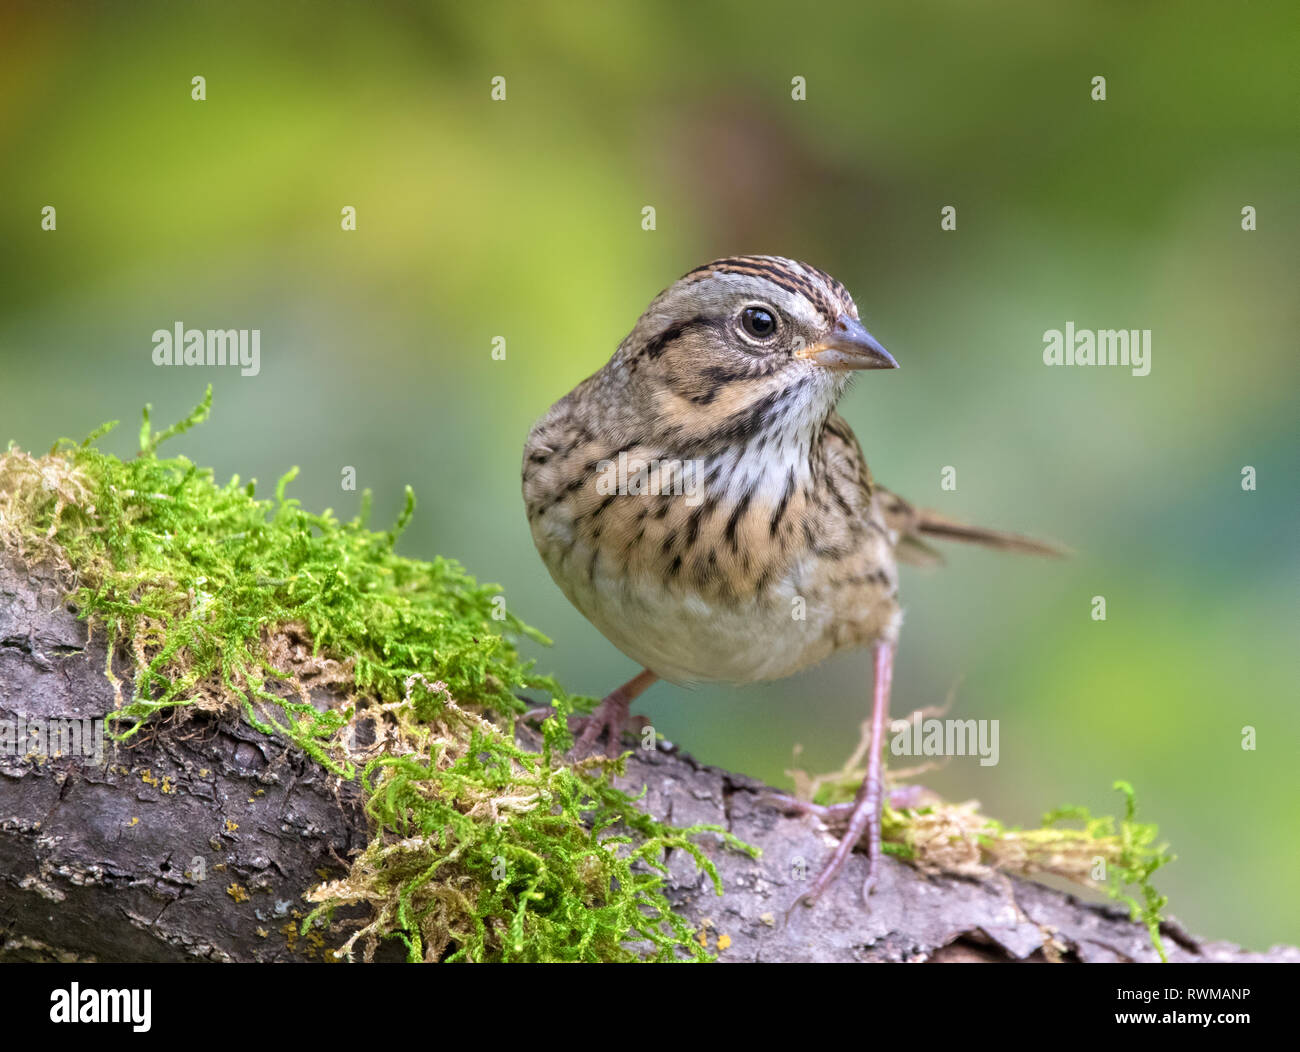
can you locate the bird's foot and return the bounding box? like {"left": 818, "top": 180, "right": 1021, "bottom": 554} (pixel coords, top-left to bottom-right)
{"left": 783, "top": 780, "right": 884, "bottom": 920}
{"left": 774, "top": 783, "right": 935, "bottom": 919}
{"left": 784, "top": 639, "right": 896, "bottom": 918}
{"left": 522, "top": 698, "right": 639, "bottom": 756}
{"left": 563, "top": 669, "right": 659, "bottom": 758}
{"left": 571, "top": 691, "right": 637, "bottom": 757}
{"left": 521, "top": 669, "right": 657, "bottom": 757}
{"left": 767, "top": 783, "right": 933, "bottom": 820}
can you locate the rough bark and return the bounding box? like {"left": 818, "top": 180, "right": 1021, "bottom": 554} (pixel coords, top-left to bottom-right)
{"left": 1, "top": 551, "right": 1294, "bottom": 963}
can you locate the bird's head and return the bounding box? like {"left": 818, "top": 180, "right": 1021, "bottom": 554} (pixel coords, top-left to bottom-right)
{"left": 612, "top": 256, "right": 897, "bottom": 450}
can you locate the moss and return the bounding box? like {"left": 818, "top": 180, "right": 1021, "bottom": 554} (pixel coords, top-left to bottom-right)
{"left": 791, "top": 730, "right": 1174, "bottom": 960}
{"left": 2, "top": 389, "right": 1172, "bottom": 961}
{"left": 1, "top": 389, "right": 749, "bottom": 962}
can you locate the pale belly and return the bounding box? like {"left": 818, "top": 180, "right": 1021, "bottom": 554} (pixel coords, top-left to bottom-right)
{"left": 536, "top": 530, "right": 899, "bottom": 686}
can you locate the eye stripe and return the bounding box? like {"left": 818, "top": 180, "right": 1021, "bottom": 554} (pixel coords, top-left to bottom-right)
{"left": 639, "top": 315, "right": 710, "bottom": 359}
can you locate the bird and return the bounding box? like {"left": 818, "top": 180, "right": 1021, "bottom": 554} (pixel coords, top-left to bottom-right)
{"left": 521, "top": 255, "right": 1061, "bottom": 908}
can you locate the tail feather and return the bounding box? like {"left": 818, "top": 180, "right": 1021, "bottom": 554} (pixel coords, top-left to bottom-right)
{"left": 876, "top": 487, "right": 1068, "bottom": 565}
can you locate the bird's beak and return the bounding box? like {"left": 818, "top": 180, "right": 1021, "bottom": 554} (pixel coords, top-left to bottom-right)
{"left": 796, "top": 316, "right": 899, "bottom": 371}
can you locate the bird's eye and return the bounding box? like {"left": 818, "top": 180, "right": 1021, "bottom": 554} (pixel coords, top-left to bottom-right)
{"left": 738, "top": 306, "right": 778, "bottom": 342}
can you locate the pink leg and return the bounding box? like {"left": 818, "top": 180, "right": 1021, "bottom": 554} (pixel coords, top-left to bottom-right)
{"left": 792, "top": 639, "right": 895, "bottom": 910}
{"left": 572, "top": 668, "right": 658, "bottom": 757}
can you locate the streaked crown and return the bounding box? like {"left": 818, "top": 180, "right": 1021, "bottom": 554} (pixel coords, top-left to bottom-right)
{"left": 682, "top": 255, "right": 860, "bottom": 326}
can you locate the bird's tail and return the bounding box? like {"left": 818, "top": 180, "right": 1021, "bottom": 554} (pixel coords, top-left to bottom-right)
{"left": 876, "top": 487, "right": 1068, "bottom": 566}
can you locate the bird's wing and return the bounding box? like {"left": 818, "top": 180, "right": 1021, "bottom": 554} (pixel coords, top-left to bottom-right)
{"left": 821, "top": 413, "right": 1066, "bottom": 564}
{"left": 874, "top": 486, "right": 1068, "bottom": 565}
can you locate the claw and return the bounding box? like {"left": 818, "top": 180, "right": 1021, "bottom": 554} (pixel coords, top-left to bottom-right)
{"left": 566, "top": 668, "right": 658, "bottom": 758}
{"left": 573, "top": 692, "right": 633, "bottom": 757}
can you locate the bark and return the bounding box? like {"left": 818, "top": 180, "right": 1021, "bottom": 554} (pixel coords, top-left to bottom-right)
{"left": 1, "top": 551, "right": 1294, "bottom": 963}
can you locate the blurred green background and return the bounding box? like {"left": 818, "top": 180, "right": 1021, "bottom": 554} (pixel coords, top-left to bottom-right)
{"left": 1, "top": 1, "right": 1295, "bottom": 950}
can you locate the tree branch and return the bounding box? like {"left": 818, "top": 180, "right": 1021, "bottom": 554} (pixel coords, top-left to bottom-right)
{"left": 1, "top": 551, "right": 1293, "bottom": 963}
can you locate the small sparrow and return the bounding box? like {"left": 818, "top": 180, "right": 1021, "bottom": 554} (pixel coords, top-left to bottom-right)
{"left": 522, "top": 256, "right": 1059, "bottom": 906}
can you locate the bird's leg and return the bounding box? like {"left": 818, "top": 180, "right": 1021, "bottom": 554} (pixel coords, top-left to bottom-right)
{"left": 792, "top": 639, "right": 894, "bottom": 910}
{"left": 571, "top": 668, "right": 658, "bottom": 757}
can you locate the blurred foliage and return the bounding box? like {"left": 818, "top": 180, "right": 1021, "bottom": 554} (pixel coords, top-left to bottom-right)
{"left": 0, "top": 1, "right": 1295, "bottom": 949}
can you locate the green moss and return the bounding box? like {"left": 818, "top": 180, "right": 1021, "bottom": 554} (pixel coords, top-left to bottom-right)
{"left": 1, "top": 388, "right": 751, "bottom": 962}
{"left": 793, "top": 735, "right": 1174, "bottom": 960}
{"left": 2, "top": 389, "right": 1171, "bottom": 961}
{"left": 305, "top": 675, "right": 739, "bottom": 961}
{"left": 1038, "top": 780, "right": 1173, "bottom": 962}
